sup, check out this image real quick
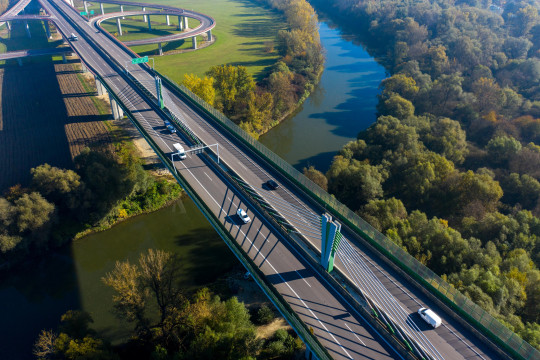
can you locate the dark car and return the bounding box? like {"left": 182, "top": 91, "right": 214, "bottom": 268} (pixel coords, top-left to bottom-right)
{"left": 266, "top": 180, "right": 279, "bottom": 190}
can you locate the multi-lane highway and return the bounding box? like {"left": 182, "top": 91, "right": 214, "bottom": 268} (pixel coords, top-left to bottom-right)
{"left": 34, "top": 0, "right": 403, "bottom": 358}
{"left": 3, "top": 0, "right": 534, "bottom": 358}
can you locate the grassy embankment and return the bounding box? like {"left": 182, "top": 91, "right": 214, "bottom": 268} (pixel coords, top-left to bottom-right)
{"left": 82, "top": 0, "right": 284, "bottom": 82}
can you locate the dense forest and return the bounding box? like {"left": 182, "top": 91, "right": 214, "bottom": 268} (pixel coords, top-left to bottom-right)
{"left": 0, "top": 143, "right": 181, "bottom": 271}
{"left": 33, "top": 249, "right": 304, "bottom": 360}
{"left": 304, "top": 0, "right": 540, "bottom": 349}
{"left": 183, "top": 0, "right": 324, "bottom": 138}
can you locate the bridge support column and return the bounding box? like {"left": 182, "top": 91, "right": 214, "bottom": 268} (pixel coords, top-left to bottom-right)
{"left": 142, "top": 7, "right": 147, "bottom": 22}
{"left": 6, "top": 21, "right": 10, "bottom": 31}
{"left": 116, "top": 17, "right": 122, "bottom": 36}
{"left": 177, "top": 16, "right": 183, "bottom": 30}
{"left": 81, "top": 62, "right": 88, "bottom": 72}
{"left": 158, "top": 42, "right": 163, "bottom": 56}
{"left": 110, "top": 96, "right": 121, "bottom": 120}
{"left": 62, "top": 53, "right": 67, "bottom": 63}
{"left": 95, "top": 78, "right": 104, "bottom": 96}
{"left": 100, "top": 2, "right": 104, "bottom": 15}
{"left": 44, "top": 21, "right": 51, "bottom": 39}
{"left": 117, "top": 103, "right": 124, "bottom": 118}
{"left": 84, "top": 1, "right": 88, "bottom": 15}
{"left": 192, "top": 36, "right": 197, "bottom": 49}
{"left": 206, "top": 30, "right": 212, "bottom": 42}
{"left": 120, "top": 5, "right": 125, "bottom": 19}
{"left": 147, "top": 16, "right": 152, "bottom": 31}
{"left": 166, "top": 15, "right": 170, "bottom": 26}
{"left": 183, "top": 16, "right": 188, "bottom": 29}
{"left": 321, "top": 214, "right": 343, "bottom": 273}
{"left": 17, "top": 58, "right": 23, "bottom": 66}
{"left": 25, "top": 21, "right": 31, "bottom": 38}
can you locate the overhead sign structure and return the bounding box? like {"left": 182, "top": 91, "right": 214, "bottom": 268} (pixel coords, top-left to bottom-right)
{"left": 131, "top": 56, "right": 149, "bottom": 64}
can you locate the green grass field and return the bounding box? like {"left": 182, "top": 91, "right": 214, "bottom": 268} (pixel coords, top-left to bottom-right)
{"left": 83, "top": 0, "right": 284, "bottom": 82}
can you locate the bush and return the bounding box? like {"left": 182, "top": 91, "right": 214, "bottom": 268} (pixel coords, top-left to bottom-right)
{"left": 256, "top": 304, "right": 274, "bottom": 325}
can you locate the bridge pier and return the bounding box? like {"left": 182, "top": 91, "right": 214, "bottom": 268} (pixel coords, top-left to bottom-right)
{"left": 192, "top": 36, "right": 197, "bottom": 49}
{"left": 142, "top": 7, "right": 147, "bottom": 22}
{"left": 83, "top": 1, "right": 88, "bottom": 15}
{"left": 177, "top": 16, "right": 183, "bottom": 30}
{"left": 44, "top": 21, "right": 51, "bottom": 39}
{"left": 24, "top": 21, "right": 31, "bottom": 38}
{"left": 147, "top": 15, "right": 152, "bottom": 31}
{"left": 158, "top": 42, "right": 163, "bottom": 55}
{"left": 120, "top": 5, "right": 124, "bottom": 19}
{"left": 17, "top": 58, "right": 22, "bottom": 66}
{"left": 62, "top": 53, "right": 67, "bottom": 63}
{"left": 206, "top": 30, "right": 212, "bottom": 41}
{"left": 81, "top": 62, "right": 88, "bottom": 73}
{"left": 110, "top": 96, "right": 122, "bottom": 120}
{"left": 183, "top": 16, "right": 188, "bottom": 29}
{"left": 100, "top": 2, "right": 104, "bottom": 15}
{"left": 116, "top": 17, "right": 122, "bottom": 36}
{"left": 166, "top": 14, "right": 170, "bottom": 26}
{"left": 95, "top": 78, "right": 105, "bottom": 95}
{"left": 6, "top": 21, "right": 10, "bottom": 31}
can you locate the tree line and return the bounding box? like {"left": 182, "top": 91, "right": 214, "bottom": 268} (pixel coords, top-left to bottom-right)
{"left": 305, "top": 0, "right": 540, "bottom": 348}
{"left": 182, "top": 0, "right": 324, "bottom": 138}
{"left": 0, "top": 144, "right": 181, "bottom": 272}
{"left": 34, "top": 249, "right": 304, "bottom": 360}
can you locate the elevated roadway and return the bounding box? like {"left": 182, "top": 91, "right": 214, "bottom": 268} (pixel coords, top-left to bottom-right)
{"left": 36, "top": 0, "right": 401, "bottom": 358}
{"left": 5, "top": 0, "right": 536, "bottom": 358}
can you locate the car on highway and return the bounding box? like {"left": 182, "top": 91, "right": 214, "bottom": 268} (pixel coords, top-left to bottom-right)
{"left": 167, "top": 124, "right": 176, "bottom": 134}
{"left": 266, "top": 179, "right": 279, "bottom": 190}
{"left": 236, "top": 208, "right": 251, "bottom": 224}
{"left": 70, "top": 33, "right": 78, "bottom": 41}
{"left": 418, "top": 307, "right": 442, "bottom": 328}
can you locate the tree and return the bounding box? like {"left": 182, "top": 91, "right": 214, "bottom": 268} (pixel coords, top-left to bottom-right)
{"left": 424, "top": 117, "right": 468, "bottom": 164}
{"left": 327, "top": 156, "right": 386, "bottom": 209}
{"left": 31, "top": 164, "right": 82, "bottom": 211}
{"left": 360, "top": 197, "right": 408, "bottom": 232}
{"left": 486, "top": 135, "right": 522, "bottom": 166}
{"left": 13, "top": 192, "right": 55, "bottom": 235}
{"left": 207, "top": 65, "right": 255, "bottom": 116}
{"left": 377, "top": 93, "right": 415, "bottom": 119}
{"left": 102, "top": 249, "right": 187, "bottom": 343}
{"left": 303, "top": 166, "right": 328, "bottom": 191}
{"left": 182, "top": 74, "right": 216, "bottom": 106}
{"left": 380, "top": 74, "right": 419, "bottom": 100}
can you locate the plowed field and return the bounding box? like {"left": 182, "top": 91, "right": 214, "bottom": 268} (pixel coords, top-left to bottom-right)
{"left": 0, "top": 62, "right": 112, "bottom": 192}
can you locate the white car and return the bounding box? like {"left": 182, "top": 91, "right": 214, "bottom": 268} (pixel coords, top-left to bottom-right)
{"left": 418, "top": 307, "right": 442, "bottom": 328}
{"left": 236, "top": 208, "right": 251, "bottom": 224}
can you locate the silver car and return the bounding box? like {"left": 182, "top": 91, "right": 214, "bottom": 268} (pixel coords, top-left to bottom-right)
{"left": 236, "top": 208, "right": 251, "bottom": 223}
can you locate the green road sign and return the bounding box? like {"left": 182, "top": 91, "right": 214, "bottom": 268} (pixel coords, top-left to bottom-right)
{"left": 80, "top": 11, "right": 87, "bottom": 15}
{"left": 131, "top": 56, "right": 149, "bottom": 64}
{"left": 90, "top": 10, "right": 94, "bottom": 15}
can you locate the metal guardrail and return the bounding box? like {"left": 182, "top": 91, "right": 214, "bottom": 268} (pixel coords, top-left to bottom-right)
{"left": 47, "top": 4, "right": 333, "bottom": 356}
{"left": 107, "top": 89, "right": 333, "bottom": 360}
{"left": 156, "top": 73, "right": 540, "bottom": 360}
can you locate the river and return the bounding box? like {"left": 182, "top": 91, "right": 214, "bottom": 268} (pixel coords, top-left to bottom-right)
{"left": 0, "top": 14, "right": 385, "bottom": 360}
{"left": 260, "top": 20, "right": 386, "bottom": 172}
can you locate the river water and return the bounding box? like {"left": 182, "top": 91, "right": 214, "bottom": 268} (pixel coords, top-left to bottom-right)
{"left": 260, "top": 21, "right": 386, "bottom": 172}
{"left": 0, "top": 16, "right": 385, "bottom": 360}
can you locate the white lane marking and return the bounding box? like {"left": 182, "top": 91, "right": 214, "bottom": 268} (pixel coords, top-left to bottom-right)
{"left": 176, "top": 161, "right": 352, "bottom": 360}
{"left": 295, "top": 270, "right": 311, "bottom": 287}
{"left": 345, "top": 322, "right": 366, "bottom": 347}
{"left": 203, "top": 171, "right": 213, "bottom": 181}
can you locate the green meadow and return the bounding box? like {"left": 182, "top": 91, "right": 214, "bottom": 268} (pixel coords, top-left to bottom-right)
{"left": 85, "top": 0, "right": 285, "bottom": 83}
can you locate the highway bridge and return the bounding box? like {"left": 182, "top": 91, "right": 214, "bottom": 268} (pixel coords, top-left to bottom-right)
{"left": 2, "top": 0, "right": 539, "bottom": 359}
